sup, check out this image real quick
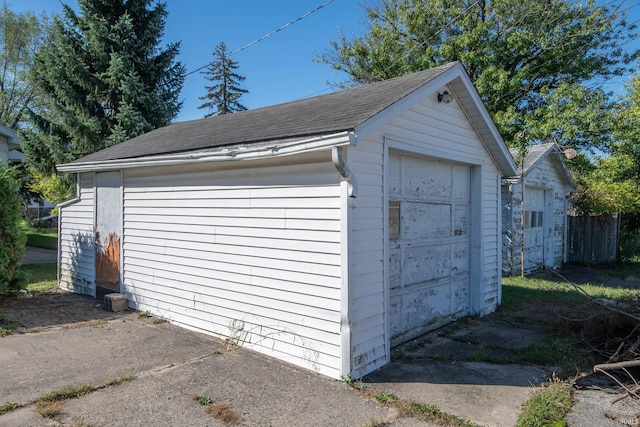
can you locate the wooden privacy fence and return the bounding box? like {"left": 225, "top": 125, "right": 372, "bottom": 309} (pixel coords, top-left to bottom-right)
{"left": 567, "top": 214, "right": 620, "bottom": 264}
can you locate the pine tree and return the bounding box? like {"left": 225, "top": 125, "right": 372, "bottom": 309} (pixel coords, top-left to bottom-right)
{"left": 198, "top": 42, "right": 248, "bottom": 117}
{"left": 22, "top": 0, "right": 185, "bottom": 175}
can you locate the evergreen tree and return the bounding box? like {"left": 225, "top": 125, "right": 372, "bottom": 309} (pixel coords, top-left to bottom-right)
{"left": 22, "top": 0, "right": 185, "bottom": 175}
{"left": 319, "top": 0, "right": 636, "bottom": 151}
{"left": 198, "top": 42, "right": 248, "bottom": 117}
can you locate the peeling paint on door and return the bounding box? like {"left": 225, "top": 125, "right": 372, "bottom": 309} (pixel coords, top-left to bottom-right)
{"left": 389, "top": 153, "right": 470, "bottom": 345}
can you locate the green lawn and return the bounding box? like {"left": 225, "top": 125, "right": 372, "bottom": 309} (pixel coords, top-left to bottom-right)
{"left": 20, "top": 263, "right": 58, "bottom": 294}
{"left": 20, "top": 219, "right": 58, "bottom": 250}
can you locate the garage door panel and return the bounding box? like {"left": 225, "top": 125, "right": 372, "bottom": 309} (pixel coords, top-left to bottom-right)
{"left": 402, "top": 202, "right": 451, "bottom": 238}
{"left": 452, "top": 242, "right": 469, "bottom": 274}
{"left": 403, "top": 157, "right": 452, "bottom": 198}
{"left": 453, "top": 204, "right": 469, "bottom": 235}
{"left": 402, "top": 244, "right": 451, "bottom": 284}
{"left": 451, "top": 278, "right": 469, "bottom": 313}
{"left": 401, "top": 282, "right": 452, "bottom": 326}
{"left": 452, "top": 165, "right": 470, "bottom": 201}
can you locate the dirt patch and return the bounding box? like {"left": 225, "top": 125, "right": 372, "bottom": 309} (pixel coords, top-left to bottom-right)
{"left": 0, "top": 290, "right": 128, "bottom": 333}
{"left": 392, "top": 316, "right": 551, "bottom": 365}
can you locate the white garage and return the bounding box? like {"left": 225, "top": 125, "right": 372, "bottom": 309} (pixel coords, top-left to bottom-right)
{"left": 502, "top": 143, "right": 576, "bottom": 275}
{"left": 57, "top": 62, "right": 516, "bottom": 379}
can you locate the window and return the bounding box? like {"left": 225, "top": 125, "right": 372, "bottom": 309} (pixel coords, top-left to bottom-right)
{"left": 525, "top": 211, "right": 543, "bottom": 228}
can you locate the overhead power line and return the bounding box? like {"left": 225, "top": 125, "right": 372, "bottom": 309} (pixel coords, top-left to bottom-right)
{"left": 184, "top": 0, "right": 335, "bottom": 78}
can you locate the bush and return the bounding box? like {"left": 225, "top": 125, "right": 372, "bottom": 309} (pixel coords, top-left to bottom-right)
{"left": 0, "top": 167, "right": 27, "bottom": 295}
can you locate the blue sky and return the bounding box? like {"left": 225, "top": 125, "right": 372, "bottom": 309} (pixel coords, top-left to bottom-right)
{"left": 9, "top": 0, "right": 640, "bottom": 124}
{"left": 10, "top": 0, "right": 364, "bottom": 122}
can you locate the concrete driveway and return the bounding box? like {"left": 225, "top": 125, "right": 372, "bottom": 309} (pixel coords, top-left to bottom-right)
{"left": 0, "top": 292, "right": 557, "bottom": 427}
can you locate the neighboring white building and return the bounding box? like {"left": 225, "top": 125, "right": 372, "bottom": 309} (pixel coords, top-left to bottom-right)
{"left": 0, "top": 124, "right": 19, "bottom": 167}
{"left": 56, "top": 62, "right": 516, "bottom": 379}
{"left": 502, "top": 143, "right": 576, "bottom": 276}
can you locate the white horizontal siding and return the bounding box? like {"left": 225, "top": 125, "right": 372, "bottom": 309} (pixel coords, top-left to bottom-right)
{"left": 122, "top": 161, "right": 344, "bottom": 378}
{"left": 348, "top": 88, "right": 504, "bottom": 378}
{"left": 59, "top": 173, "right": 95, "bottom": 296}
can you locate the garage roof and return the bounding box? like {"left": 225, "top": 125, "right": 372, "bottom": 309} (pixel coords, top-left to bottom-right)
{"left": 59, "top": 62, "right": 517, "bottom": 175}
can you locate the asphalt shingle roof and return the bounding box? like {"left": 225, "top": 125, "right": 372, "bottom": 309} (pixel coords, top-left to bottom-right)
{"left": 70, "top": 62, "right": 458, "bottom": 164}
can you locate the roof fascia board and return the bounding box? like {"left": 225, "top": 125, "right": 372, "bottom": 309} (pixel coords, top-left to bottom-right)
{"left": 57, "top": 131, "right": 353, "bottom": 173}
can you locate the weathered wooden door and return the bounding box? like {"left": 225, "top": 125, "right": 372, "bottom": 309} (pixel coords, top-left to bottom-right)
{"left": 95, "top": 171, "right": 122, "bottom": 295}
{"left": 388, "top": 153, "right": 470, "bottom": 345}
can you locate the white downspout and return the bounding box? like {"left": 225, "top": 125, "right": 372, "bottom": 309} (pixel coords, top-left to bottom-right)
{"left": 332, "top": 146, "right": 357, "bottom": 198}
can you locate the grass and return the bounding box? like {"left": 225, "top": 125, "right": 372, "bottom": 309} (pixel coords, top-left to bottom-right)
{"left": 105, "top": 372, "right": 136, "bottom": 387}
{"left": 22, "top": 221, "right": 58, "bottom": 250}
{"left": 500, "top": 273, "right": 640, "bottom": 426}
{"left": 38, "top": 383, "right": 94, "bottom": 403}
{"left": 347, "top": 384, "right": 478, "bottom": 426}
{"left": 19, "top": 262, "right": 58, "bottom": 294}
{"left": 516, "top": 376, "right": 573, "bottom": 427}
{"left": 33, "top": 374, "right": 135, "bottom": 420}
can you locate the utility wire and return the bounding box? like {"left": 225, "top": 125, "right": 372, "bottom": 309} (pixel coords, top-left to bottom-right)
{"left": 184, "top": 0, "right": 334, "bottom": 78}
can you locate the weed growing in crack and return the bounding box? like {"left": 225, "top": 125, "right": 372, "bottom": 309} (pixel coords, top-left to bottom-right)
{"left": 38, "top": 383, "right": 93, "bottom": 402}
{"left": 137, "top": 310, "right": 152, "bottom": 319}
{"left": 106, "top": 372, "right": 135, "bottom": 386}
{"left": 341, "top": 375, "right": 365, "bottom": 390}
{"left": 376, "top": 393, "right": 399, "bottom": 404}
{"left": 0, "top": 402, "right": 19, "bottom": 415}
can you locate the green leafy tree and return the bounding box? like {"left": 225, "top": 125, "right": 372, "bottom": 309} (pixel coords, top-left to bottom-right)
{"left": 318, "top": 0, "right": 636, "bottom": 150}
{"left": 0, "top": 166, "right": 26, "bottom": 295}
{"left": 21, "top": 0, "right": 185, "bottom": 177}
{"left": 0, "top": 2, "right": 50, "bottom": 129}
{"left": 569, "top": 75, "right": 640, "bottom": 258}
{"left": 198, "top": 42, "right": 248, "bottom": 117}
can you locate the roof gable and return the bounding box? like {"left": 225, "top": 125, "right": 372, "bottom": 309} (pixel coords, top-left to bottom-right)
{"left": 509, "top": 143, "right": 576, "bottom": 189}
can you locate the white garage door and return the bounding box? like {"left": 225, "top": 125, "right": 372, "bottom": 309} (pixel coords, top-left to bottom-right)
{"left": 388, "top": 153, "right": 470, "bottom": 344}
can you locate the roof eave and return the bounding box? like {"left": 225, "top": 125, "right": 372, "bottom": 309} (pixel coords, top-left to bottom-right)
{"left": 57, "top": 131, "right": 354, "bottom": 173}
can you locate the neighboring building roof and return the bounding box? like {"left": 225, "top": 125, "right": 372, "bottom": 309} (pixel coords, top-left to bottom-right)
{"left": 508, "top": 143, "right": 576, "bottom": 189}
{"left": 0, "top": 124, "right": 19, "bottom": 150}
{"left": 58, "top": 62, "right": 517, "bottom": 176}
